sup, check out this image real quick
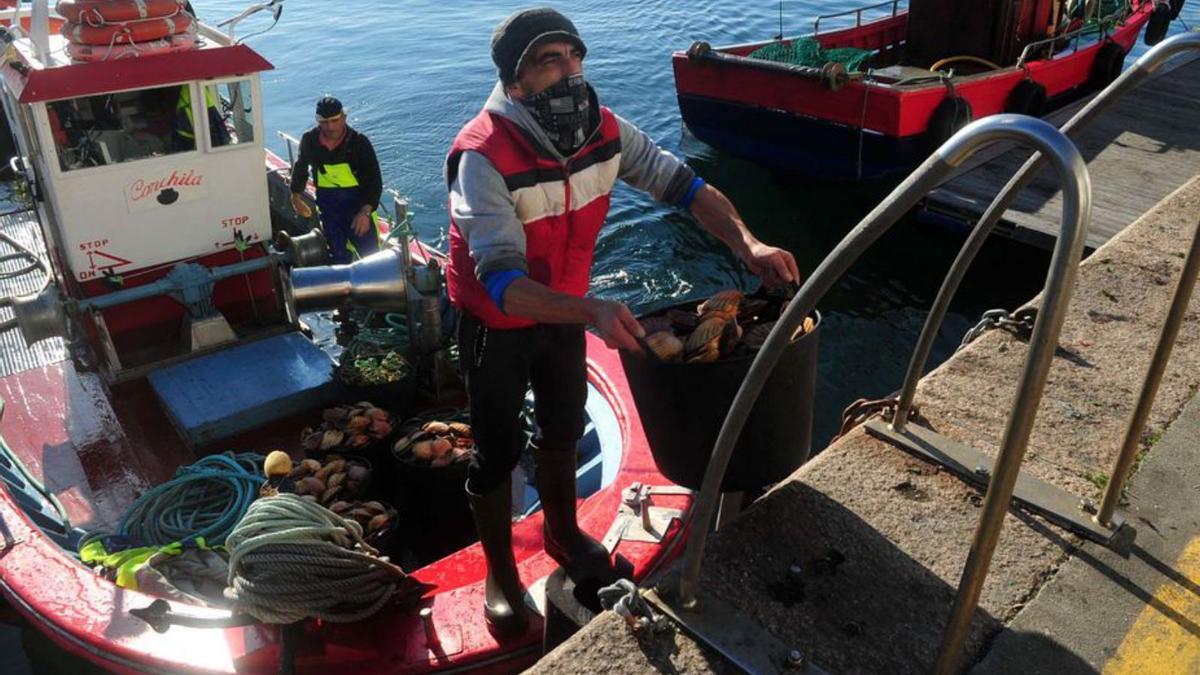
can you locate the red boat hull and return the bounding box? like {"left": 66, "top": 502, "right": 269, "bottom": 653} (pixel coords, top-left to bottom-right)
{"left": 673, "top": 2, "right": 1154, "bottom": 178}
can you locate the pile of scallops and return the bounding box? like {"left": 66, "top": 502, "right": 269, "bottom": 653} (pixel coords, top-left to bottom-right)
{"left": 640, "top": 289, "right": 814, "bottom": 363}
{"left": 392, "top": 419, "right": 476, "bottom": 468}
{"left": 301, "top": 402, "right": 393, "bottom": 451}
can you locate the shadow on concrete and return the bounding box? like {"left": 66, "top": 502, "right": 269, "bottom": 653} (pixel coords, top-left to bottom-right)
{"left": 694, "top": 481, "right": 1001, "bottom": 674}
{"left": 973, "top": 629, "right": 1100, "bottom": 674}
{"left": 1132, "top": 544, "right": 1200, "bottom": 602}
{"left": 1016, "top": 512, "right": 1200, "bottom": 640}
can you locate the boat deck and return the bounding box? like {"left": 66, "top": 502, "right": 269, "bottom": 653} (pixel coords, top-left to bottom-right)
{"left": 0, "top": 208, "right": 64, "bottom": 377}
{"left": 922, "top": 53, "right": 1200, "bottom": 250}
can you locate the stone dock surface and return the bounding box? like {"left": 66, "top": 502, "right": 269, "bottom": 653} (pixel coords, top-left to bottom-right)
{"left": 533, "top": 177, "right": 1200, "bottom": 674}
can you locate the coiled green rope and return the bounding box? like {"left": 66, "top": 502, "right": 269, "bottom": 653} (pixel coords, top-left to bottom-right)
{"left": 224, "top": 494, "right": 419, "bottom": 624}
{"left": 83, "top": 453, "right": 263, "bottom": 550}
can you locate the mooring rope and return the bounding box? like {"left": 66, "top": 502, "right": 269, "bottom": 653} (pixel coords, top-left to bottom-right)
{"left": 224, "top": 494, "right": 415, "bottom": 624}
{"left": 79, "top": 453, "right": 263, "bottom": 551}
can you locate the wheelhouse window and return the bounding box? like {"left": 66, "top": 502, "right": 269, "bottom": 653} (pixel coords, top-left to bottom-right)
{"left": 50, "top": 85, "right": 195, "bottom": 171}
{"left": 204, "top": 79, "right": 256, "bottom": 148}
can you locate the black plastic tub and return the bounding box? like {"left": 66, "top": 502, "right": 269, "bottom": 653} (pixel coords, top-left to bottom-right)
{"left": 619, "top": 301, "right": 820, "bottom": 492}
{"left": 391, "top": 456, "right": 476, "bottom": 565}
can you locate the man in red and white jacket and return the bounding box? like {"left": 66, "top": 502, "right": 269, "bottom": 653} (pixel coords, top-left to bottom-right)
{"left": 446, "top": 7, "right": 799, "bottom": 637}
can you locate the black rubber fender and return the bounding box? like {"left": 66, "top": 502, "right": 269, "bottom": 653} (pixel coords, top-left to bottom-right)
{"left": 686, "top": 41, "right": 712, "bottom": 63}
{"left": 1170, "top": 0, "right": 1186, "bottom": 20}
{"left": 1005, "top": 79, "right": 1048, "bottom": 117}
{"left": 925, "top": 96, "right": 973, "bottom": 151}
{"left": 1088, "top": 41, "right": 1126, "bottom": 91}
{"left": 1145, "top": 2, "right": 1172, "bottom": 46}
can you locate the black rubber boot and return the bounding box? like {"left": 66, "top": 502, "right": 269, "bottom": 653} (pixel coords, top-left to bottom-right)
{"left": 466, "top": 479, "right": 529, "bottom": 638}
{"left": 533, "top": 446, "right": 618, "bottom": 591}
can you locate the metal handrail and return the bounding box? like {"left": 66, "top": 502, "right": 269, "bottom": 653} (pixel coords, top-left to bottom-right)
{"left": 813, "top": 0, "right": 901, "bottom": 36}
{"left": 1015, "top": 1, "right": 1133, "bottom": 67}
{"left": 675, "top": 114, "right": 1091, "bottom": 659}
{"left": 276, "top": 130, "right": 300, "bottom": 168}
{"left": 893, "top": 32, "right": 1200, "bottom": 432}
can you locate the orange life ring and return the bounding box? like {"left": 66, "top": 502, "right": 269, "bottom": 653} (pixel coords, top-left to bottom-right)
{"left": 61, "top": 11, "right": 191, "bottom": 45}
{"left": 56, "top": 0, "right": 185, "bottom": 25}
{"left": 66, "top": 30, "right": 195, "bottom": 61}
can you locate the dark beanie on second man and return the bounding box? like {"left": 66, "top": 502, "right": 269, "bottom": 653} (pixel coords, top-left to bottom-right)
{"left": 315, "top": 96, "right": 344, "bottom": 119}
{"left": 491, "top": 7, "right": 587, "bottom": 86}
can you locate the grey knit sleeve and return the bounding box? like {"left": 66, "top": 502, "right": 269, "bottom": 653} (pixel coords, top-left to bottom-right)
{"left": 615, "top": 114, "right": 696, "bottom": 206}
{"left": 449, "top": 150, "right": 528, "bottom": 280}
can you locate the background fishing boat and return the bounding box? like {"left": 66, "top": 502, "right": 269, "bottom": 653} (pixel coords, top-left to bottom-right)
{"left": 672, "top": 0, "right": 1182, "bottom": 179}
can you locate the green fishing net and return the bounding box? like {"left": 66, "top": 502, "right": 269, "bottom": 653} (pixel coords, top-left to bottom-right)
{"left": 748, "top": 37, "right": 874, "bottom": 73}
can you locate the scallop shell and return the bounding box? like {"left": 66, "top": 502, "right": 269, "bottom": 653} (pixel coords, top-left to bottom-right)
{"left": 321, "top": 485, "right": 342, "bottom": 504}
{"left": 319, "top": 430, "right": 345, "bottom": 450}
{"left": 300, "top": 430, "right": 323, "bottom": 452}
{"left": 315, "top": 459, "right": 346, "bottom": 480}
{"left": 447, "top": 421, "right": 472, "bottom": 437}
{"left": 423, "top": 421, "right": 451, "bottom": 435}
{"left": 411, "top": 440, "right": 436, "bottom": 460}
{"left": 367, "top": 514, "right": 390, "bottom": 533}
{"left": 645, "top": 330, "right": 684, "bottom": 362}
{"left": 369, "top": 419, "right": 392, "bottom": 438}
{"left": 300, "top": 458, "right": 322, "bottom": 474}
{"left": 718, "top": 319, "right": 743, "bottom": 356}
{"left": 697, "top": 289, "right": 743, "bottom": 318}
{"left": 298, "top": 476, "right": 325, "bottom": 495}
{"left": 431, "top": 438, "right": 454, "bottom": 458}
{"left": 345, "top": 415, "right": 371, "bottom": 432}
{"left": 684, "top": 317, "right": 727, "bottom": 357}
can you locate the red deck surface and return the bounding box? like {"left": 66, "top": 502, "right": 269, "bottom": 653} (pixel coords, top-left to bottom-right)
{"left": 0, "top": 334, "right": 690, "bottom": 673}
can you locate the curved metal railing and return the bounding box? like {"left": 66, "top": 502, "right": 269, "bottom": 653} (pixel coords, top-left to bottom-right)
{"left": 676, "top": 114, "right": 1092, "bottom": 617}
{"left": 667, "top": 32, "right": 1200, "bottom": 674}
{"left": 813, "top": 0, "right": 902, "bottom": 36}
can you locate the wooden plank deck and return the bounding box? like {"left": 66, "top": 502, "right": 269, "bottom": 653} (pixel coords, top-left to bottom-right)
{"left": 922, "top": 53, "right": 1200, "bottom": 250}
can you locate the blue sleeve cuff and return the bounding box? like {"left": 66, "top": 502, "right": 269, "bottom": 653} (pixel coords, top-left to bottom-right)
{"left": 483, "top": 269, "right": 526, "bottom": 313}
{"left": 678, "top": 176, "right": 706, "bottom": 211}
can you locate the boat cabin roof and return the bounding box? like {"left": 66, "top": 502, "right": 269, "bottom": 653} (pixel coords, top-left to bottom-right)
{"left": 2, "top": 22, "right": 273, "bottom": 104}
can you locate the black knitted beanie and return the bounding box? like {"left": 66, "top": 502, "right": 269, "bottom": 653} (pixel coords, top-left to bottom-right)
{"left": 491, "top": 7, "right": 587, "bottom": 86}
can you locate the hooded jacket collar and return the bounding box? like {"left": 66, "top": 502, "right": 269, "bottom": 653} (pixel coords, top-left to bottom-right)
{"left": 483, "top": 81, "right": 602, "bottom": 162}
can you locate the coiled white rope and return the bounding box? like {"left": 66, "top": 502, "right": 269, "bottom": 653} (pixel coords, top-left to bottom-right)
{"left": 224, "top": 494, "right": 417, "bottom": 624}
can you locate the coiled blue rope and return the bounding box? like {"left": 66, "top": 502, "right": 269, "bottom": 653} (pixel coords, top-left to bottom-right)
{"left": 85, "top": 453, "right": 263, "bottom": 551}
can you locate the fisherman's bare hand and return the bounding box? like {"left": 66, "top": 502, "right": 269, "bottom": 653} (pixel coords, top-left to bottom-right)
{"left": 588, "top": 299, "right": 645, "bottom": 353}
{"left": 744, "top": 241, "right": 800, "bottom": 289}
{"left": 352, "top": 210, "right": 373, "bottom": 237}
{"left": 290, "top": 192, "right": 313, "bottom": 218}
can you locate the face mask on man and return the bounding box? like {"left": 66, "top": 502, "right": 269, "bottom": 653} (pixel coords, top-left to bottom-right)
{"left": 521, "top": 73, "right": 592, "bottom": 156}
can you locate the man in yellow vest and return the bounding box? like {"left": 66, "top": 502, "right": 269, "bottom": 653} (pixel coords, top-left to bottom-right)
{"left": 173, "top": 85, "right": 230, "bottom": 151}
{"left": 289, "top": 96, "right": 383, "bottom": 264}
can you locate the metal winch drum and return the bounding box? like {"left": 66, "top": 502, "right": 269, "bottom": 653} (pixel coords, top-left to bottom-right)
{"left": 619, "top": 300, "right": 820, "bottom": 492}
